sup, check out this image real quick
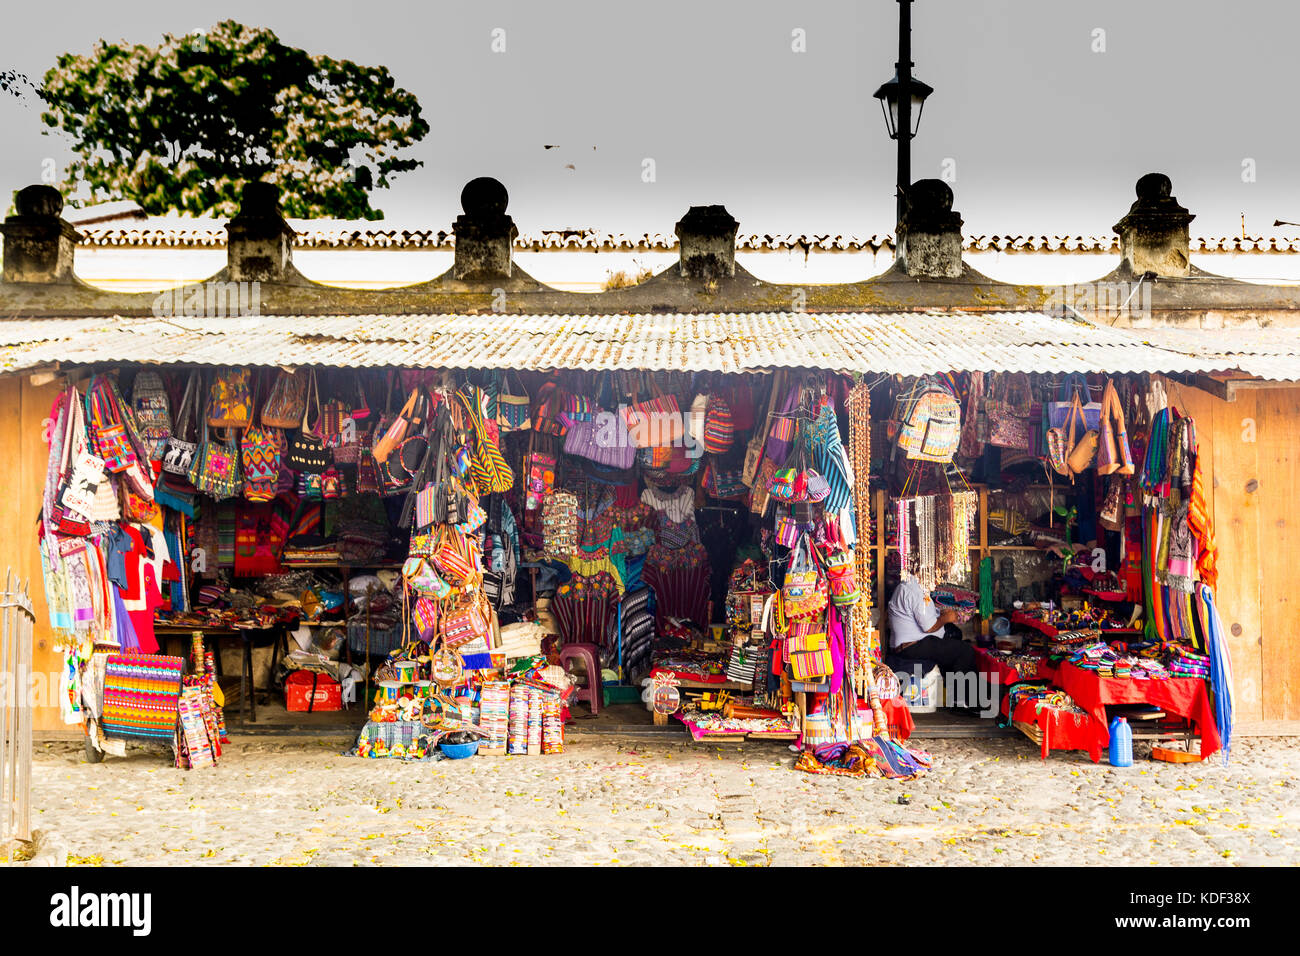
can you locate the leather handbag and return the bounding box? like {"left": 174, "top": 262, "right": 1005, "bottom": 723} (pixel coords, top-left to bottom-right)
{"left": 261, "top": 368, "right": 310, "bottom": 428}
{"left": 1066, "top": 394, "right": 1099, "bottom": 475}
{"left": 286, "top": 371, "right": 331, "bottom": 473}
{"left": 1095, "top": 379, "right": 1135, "bottom": 476}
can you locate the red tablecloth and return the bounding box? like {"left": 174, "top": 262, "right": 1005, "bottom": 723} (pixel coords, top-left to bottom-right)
{"left": 1010, "top": 697, "right": 1104, "bottom": 760}
{"left": 1054, "top": 662, "right": 1222, "bottom": 762}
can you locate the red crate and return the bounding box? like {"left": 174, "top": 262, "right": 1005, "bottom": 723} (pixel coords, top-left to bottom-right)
{"left": 285, "top": 671, "right": 342, "bottom": 712}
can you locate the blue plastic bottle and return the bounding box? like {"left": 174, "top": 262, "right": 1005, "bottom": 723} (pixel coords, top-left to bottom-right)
{"left": 1108, "top": 716, "right": 1133, "bottom": 767}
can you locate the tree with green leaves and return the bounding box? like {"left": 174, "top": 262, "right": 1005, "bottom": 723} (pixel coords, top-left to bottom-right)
{"left": 39, "top": 21, "right": 429, "bottom": 219}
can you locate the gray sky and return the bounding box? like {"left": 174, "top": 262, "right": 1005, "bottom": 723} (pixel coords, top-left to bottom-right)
{"left": 2, "top": 0, "right": 1297, "bottom": 238}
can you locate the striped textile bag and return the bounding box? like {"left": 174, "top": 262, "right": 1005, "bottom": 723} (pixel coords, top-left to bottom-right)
{"left": 102, "top": 653, "right": 185, "bottom": 742}
{"left": 459, "top": 385, "right": 514, "bottom": 493}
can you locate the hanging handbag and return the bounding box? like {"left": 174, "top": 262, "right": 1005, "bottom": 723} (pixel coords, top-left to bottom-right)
{"left": 459, "top": 385, "right": 514, "bottom": 494}
{"left": 403, "top": 555, "right": 451, "bottom": 599}
{"left": 532, "top": 380, "right": 570, "bottom": 437}
{"left": 702, "top": 393, "right": 734, "bottom": 454}
{"left": 820, "top": 520, "right": 859, "bottom": 607}
{"left": 329, "top": 380, "right": 370, "bottom": 464}
{"left": 131, "top": 371, "right": 172, "bottom": 462}
{"left": 563, "top": 409, "right": 637, "bottom": 469}
{"left": 242, "top": 373, "right": 283, "bottom": 502}
{"left": 1099, "top": 475, "right": 1125, "bottom": 532}
{"left": 189, "top": 421, "right": 242, "bottom": 500}
{"left": 497, "top": 370, "right": 532, "bottom": 432}
{"left": 788, "top": 631, "right": 833, "bottom": 681}
{"left": 261, "top": 368, "right": 310, "bottom": 428}
{"left": 372, "top": 387, "right": 422, "bottom": 464}
{"left": 286, "top": 371, "right": 332, "bottom": 473}
{"left": 440, "top": 594, "right": 491, "bottom": 650}
{"left": 1046, "top": 393, "right": 1082, "bottom": 478}
{"left": 207, "top": 367, "right": 253, "bottom": 429}
{"left": 1095, "top": 379, "right": 1135, "bottom": 477}
{"left": 162, "top": 372, "right": 200, "bottom": 478}
{"left": 1066, "top": 393, "right": 1099, "bottom": 475}
{"left": 85, "top": 375, "right": 137, "bottom": 473}
{"left": 984, "top": 374, "right": 1032, "bottom": 451}
{"left": 623, "top": 377, "right": 684, "bottom": 448}
{"left": 1047, "top": 374, "right": 1102, "bottom": 431}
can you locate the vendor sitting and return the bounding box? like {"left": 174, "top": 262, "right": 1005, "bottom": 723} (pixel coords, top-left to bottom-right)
{"left": 887, "top": 576, "right": 977, "bottom": 680}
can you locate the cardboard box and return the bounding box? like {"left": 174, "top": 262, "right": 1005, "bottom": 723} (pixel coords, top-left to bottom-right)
{"left": 285, "top": 670, "right": 343, "bottom": 712}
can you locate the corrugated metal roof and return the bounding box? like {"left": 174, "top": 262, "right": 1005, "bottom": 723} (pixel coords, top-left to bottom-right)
{"left": 62, "top": 222, "right": 1300, "bottom": 255}
{"left": 1131, "top": 327, "right": 1300, "bottom": 382}
{"left": 0, "top": 311, "right": 1226, "bottom": 377}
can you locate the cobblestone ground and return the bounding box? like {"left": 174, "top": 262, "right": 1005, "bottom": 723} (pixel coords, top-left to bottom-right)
{"left": 26, "top": 735, "right": 1300, "bottom": 866}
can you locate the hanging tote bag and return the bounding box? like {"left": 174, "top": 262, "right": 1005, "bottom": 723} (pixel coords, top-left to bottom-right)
{"left": 261, "top": 368, "right": 310, "bottom": 428}
{"left": 984, "top": 373, "right": 1032, "bottom": 450}
{"left": 820, "top": 520, "right": 859, "bottom": 607}
{"left": 497, "top": 370, "right": 532, "bottom": 432}
{"left": 241, "top": 424, "right": 282, "bottom": 502}
{"left": 563, "top": 409, "right": 637, "bottom": 469}
{"left": 1047, "top": 374, "right": 1102, "bottom": 431}
{"left": 459, "top": 385, "right": 514, "bottom": 494}
{"left": 1046, "top": 393, "right": 1082, "bottom": 478}
{"left": 286, "top": 371, "right": 332, "bottom": 473}
{"left": 131, "top": 371, "right": 172, "bottom": 462}
{"left": 532, "top": 380, "right": 570, "bottom": 437}
{"left": 85, "top": 375, "right": 137, "bottom": 473}
{"left": 1095, "top": 379, "right": 1136, "bottom": 477}
{"left": 162, "top": 371, "right": 200, "bottom": 478}
{"left": 189, "top": 421, "right": 242, "bottom": 500}
{"left": 1066, "top": 393, "right": 1100, "bottom": 475}
{"left": 623, "top": 377, "right": 684, "bottom": 448}
{"left": 372, "top": 387, "right": 422, "bottom": 464}
{"left": 207, "top": 367, "right": 253, "bottom": 429}
{"left": 702, "top": 393, "right": 735, "bottom": 454}
{"left": 897, "top": 386, "right": 962, "bottom": 463}
{"left": 788, "top": 631, "right": 833, "bottom": 681}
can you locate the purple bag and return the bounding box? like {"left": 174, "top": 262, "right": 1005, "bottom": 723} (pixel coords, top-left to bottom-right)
{"left": 764, "top": 386, "right": 800, "bottom": 466}
{"left": 563, "top": 410, "right": 637, "bottom": 469}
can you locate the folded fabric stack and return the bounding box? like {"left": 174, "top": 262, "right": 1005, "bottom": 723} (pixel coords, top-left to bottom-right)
{"left": 1164, "top": 647, "right": 1211, "bottom": 679}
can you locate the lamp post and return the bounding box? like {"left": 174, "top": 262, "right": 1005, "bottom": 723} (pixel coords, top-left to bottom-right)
{"left": 874, "top": 0, "right": 933, "bottom": 230}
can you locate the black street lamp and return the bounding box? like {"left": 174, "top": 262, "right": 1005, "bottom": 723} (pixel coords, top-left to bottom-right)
{"left": 874, "top": 0, "right": 933, "bottom": 229}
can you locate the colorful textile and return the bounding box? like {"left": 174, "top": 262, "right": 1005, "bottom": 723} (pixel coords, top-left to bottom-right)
{"left": 102, "top": 653, "right": 184, "bottom": 741}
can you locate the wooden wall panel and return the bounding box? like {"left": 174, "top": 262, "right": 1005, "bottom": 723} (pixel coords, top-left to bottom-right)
{"left": 0, "top": 378, "right": 68, "bottom": 734}
{"left": 1256, "top": 387, "right": 1299, "bottom": 721}
{"left": 1208, "top": 390, "right": 1264, "bottom": 722}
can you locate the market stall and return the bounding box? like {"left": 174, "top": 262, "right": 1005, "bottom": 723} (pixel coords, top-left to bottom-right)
{"left": 32, "top": 354, "right": 1236, "bottom": 774}
{"left": 869, "top": 370, "right": 1235, "bottom": 763}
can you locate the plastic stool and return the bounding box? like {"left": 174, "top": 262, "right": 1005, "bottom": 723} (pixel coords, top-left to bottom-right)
{"left": 558, "top": 643, "right": 600, "bottom": 716}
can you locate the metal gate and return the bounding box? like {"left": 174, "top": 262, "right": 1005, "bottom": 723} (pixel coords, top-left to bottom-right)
{"left": 0, "top": 570, "right": 34, "bottom": 855}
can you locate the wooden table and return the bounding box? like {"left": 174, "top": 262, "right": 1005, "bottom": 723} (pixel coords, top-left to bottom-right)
{"left": 155, "top": 625, "right": 287, "bottom": 724}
